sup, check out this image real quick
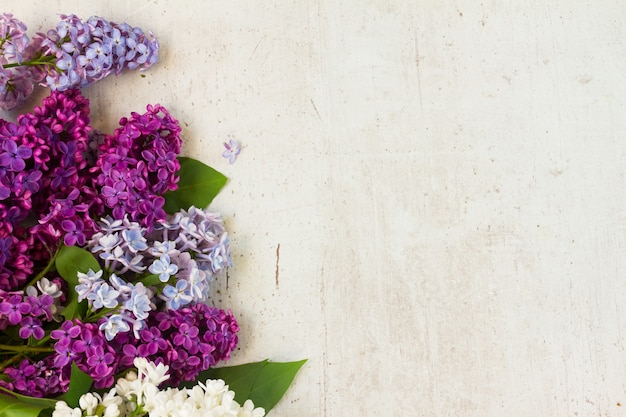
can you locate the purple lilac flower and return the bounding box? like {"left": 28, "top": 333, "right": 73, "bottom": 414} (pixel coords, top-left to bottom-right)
{"left": 34, "top": 14, "right": 159, "bottom": 92}
{"left": 0, "top": 293, "right": 31, "bottom": 324}
{"left": 222, "top": 138, "right": 241, "bottom": 164}
{"left": 93, "top": 104, "right": 181, "bottom": 228}
{"left": 0, "top": 138, "right": 32, "bottom": 171}
{"left": 18, "top": 316, "right": 44, "bottom": 339}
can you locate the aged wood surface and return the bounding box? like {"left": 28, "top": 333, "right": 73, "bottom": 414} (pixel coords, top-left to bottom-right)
{"left": 4, "top": 1, "right": 626, "bottom": 415}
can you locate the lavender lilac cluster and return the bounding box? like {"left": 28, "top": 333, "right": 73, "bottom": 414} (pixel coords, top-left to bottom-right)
{"left": 0, "top": 13, "right": 158, "bottom": 110}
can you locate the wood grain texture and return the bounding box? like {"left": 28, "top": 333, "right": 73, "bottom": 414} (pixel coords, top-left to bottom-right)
{"left": 3, "top": 1, "right": 626, "bottom": 415}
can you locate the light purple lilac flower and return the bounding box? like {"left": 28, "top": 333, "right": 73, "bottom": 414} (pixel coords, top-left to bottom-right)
{"left": 222, "top": 138, "right": 241, "bottom": 164}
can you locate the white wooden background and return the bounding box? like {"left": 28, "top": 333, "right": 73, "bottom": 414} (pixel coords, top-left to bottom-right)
{"left": 4, "top": 1, "right": 626, "bottom": 416}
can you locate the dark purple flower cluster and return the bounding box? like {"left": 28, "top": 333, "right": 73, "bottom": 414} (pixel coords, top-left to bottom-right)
{"left": 3, "top": 356, "right": 69, "bottom": 398}
{"left": 0, "top": 88, "right": 241, "bottom": 401}
{"left": 93, "top": 103, "right": 182, "bottom": 228}
{"left": 0, "top": 305, "right": 238, "bottom": 396}
{"left": 0, "top": 89, "right": 96, "bottom": 289}
{"left": 36, "top": 14, "right": 159, "bottom": 91}
{"left": 0, "top": 13, "right": 158, "bottom": 110}
{"left": 0, "top": 289, "right": 54, "bottom": 336}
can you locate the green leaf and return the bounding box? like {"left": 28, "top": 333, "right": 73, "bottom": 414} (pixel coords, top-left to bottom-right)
{"left": 59, "top": 363, "right": 93, "bottom": 408}
{"left": 140, "top": 273, "right": 165, "bottom": 287}
{"left": 163, "top": 157, "right": 228, "bottom": 213}
{"left": 55, "top": 246, "right": 100, "bottom": 320}
{"left": 190, "top": 359, "right": 306, "bottom": 413}
{"left": 0, "top": 390, "right": 56, "bottom": 417}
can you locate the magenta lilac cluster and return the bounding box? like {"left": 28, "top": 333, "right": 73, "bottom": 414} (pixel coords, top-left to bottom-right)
{"left": 92, "top": 103, "right": 181, "bottom": 228}
{"left": 0, "top": 13, "right": 158, "bottom": 110}
{"left": 0, "top": 88, "right": 94, "bottom": 290}
{"left": 0, "top": 89, "right": 238, "bottom": 397}
{"left": 0, "top": 303, "right": 238, "bottom": 396}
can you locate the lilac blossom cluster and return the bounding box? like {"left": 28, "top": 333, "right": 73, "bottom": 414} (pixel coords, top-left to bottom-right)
{"left": 0, "top": 13, "right": 158, "bottom": 110}
{"left": 0, "top": 14, "right": 42, "bottom": 110}
{"left": 83, "top": 207, "right": 232, "bottom": 339}
{"left": 37, "top": 14, "right": 159, "bottom": 91}
{"left": 0, "top": 88, "right": 240, "bottom": 400}
{"left": 0, "top": 88, "right": 95, "bottom": 290}
{"left": 92, "top": 102, "right": 182, "bottom": 228}
{"left": 1, "top": 304, "right": 238, "bottom": 396}
{"left": 0, "top": 89, "right": 185, "bottom": 292}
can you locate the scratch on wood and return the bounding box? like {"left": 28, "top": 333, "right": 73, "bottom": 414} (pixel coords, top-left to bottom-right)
{"left": 275, "top": 243, "right": 280, "bottom": 289}
{"left": 310, "top": 98, "right": 322, "bottom": 120}
{"left": 414, "top": 28, "right": 424, "bottom": 115}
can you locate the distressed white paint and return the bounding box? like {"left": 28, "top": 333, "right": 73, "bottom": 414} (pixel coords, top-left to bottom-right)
{"left": 3, "top": 1, "right": 626, "bottom": 415}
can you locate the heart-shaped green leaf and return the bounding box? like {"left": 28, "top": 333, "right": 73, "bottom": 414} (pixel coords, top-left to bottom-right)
{"left": 163, "top": 157, "right": 228, "bottom": 213}
{"left": 55, "top": 245, "right": 100, "bottom": 320}
{"left": 189, "top": 359, "right": 306, "bottom": 413}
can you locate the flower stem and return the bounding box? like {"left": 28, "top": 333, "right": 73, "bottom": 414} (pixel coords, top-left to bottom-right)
{"left": 0, "top": 344, "right": 54, "bottom": 353}
{"left": 26, "top": 246, "right": 60, "bottom": 288}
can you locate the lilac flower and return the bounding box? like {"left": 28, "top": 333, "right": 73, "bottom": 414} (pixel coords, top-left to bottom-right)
{"left": 149, "top": 254, "right": 178, "bottom": 282}
{"left": 61, "top": 219, "right": 85, "bottom": 246}
{"left": 162, "top": 279, "right": 192, "bottom": 310}
{"left": 187, "top": 268, "right": 209, "bottom": 300}
{"left": 75, "top": 269, "right": 104, "bottom": 302}
{"left": 26, "top": 293, "right": 53, "bottom": 320}
{"left": 121, "top": 228, "right": 148, "bottom": 252}
{"left": 138, "top": 326, "right": 167, "bottom": 356}
{"left": 222, "top": 138, "right": 241, "bottom": 164}
{"left": 91, "top": 232, "right": 121, "bottom": 257}
{"left": 87, "top": 282, "right": 119, "bottom": 309}
{"left": 173, "top": 323, "right": 199, "bottom": 351}
{"left": 99, "top": 314, "right": 130, "bottom": 341}
{"left": 124, "top": 282, "right": 152, "bottom": 320}
{"left": 18, "top": 316, "right": 44, "bottom": 340}
{"left": 0, "top": 139, "right": 32, "bottom": 171}
{"left": 86, "top": 345, "right": 115, "bottom": 378}
{"left": 50, "top": 320, "right": 81, "bottom": 345}
{"left": 207, "top": 233, "right": 232, "bottom": 273}
{"left": 0, "top": 294, "right": 31, "bottom": 325}
{"left": 52, "top": 340, "right": 80, "bottom": 368}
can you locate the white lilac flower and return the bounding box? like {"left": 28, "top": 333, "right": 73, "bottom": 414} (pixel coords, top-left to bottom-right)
{"left": 149, "top": 240, "right": 179, "bottom": 258}
{"left": 122, "top": 228, "right": 148, "bottom": 253}
{"left": 36, "top": 277, "right": 63, "bottom": 298}
{"left": 87, "top": 282, "right": 119, "bottom": 309}
{"left": 124, "top": 282, "right": 152, "bottom": 320}
{"left": 92, "top": 232, "right": 121, "bottom": 256}
{"left": 75, "top": 268, "right": 104, "bottom": 302}
{"left": 99, "top": 314, "right": 131, "bottom": 341}
{"left": 134, "top": 357, "right": 170, "bottom": 386}
{"left": 149, "top": 254, "right": 179, "bottom": 282}
{"left": 52, "top": 401, "right": 81, "bottom": 417}
{"left": 101, "top": 391, "right": 124, "bottom": 417}
{"left": 53, "top": 359, "right": 265, "bottom": 417}
{"left": 78, "top": 392, "right": 101, "bottom": 415}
